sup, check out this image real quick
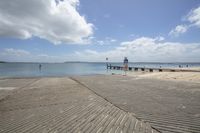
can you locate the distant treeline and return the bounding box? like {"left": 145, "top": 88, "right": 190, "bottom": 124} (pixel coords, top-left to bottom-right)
{"left": 0, "top": 61, "right": 6, "bottom": 63}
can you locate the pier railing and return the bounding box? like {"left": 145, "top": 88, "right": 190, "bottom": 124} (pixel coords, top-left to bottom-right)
{"left": 107, "top": 65, "right": 200, "bottom": 72}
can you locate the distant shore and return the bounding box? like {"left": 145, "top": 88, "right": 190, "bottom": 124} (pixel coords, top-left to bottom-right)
{"left": 0, "top": 62, "right": 200, "bottom": 83}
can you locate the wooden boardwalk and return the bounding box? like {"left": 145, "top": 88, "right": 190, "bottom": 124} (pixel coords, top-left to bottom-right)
{"left": 107, "top": 65, "right": 200, "bottom": 72}
{"left": 0, "top": 77, "right": 158, "bottom": 133}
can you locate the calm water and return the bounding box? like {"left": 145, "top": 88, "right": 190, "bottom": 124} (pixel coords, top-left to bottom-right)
{"left": 0, "top": 62, "right": 200, "bottom": 78}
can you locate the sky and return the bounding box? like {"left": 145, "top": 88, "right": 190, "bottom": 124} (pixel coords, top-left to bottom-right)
{"left": 0, "top": 0, "right": 200, "bottom": 62}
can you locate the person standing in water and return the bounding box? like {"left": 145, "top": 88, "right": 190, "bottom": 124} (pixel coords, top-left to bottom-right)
{"left": 39, "top": 64, "right": 42, "bottom": 71}
{"left": 123, "top": 57, "right": 128, "bottom": 76}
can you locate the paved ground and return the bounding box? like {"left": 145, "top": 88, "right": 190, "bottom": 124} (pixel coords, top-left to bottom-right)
{"left": 73, "top": 75, "right": 200, "bottom": 133}
{"left": 0, "top": 77, "right": 158, "bottom": 133}
{"left": 0, "top": 78, "right": 37, "bottom": 100}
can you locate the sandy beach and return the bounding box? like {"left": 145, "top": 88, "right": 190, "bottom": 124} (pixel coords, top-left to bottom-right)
{"left": 173, "top": 67, "right": 200, "bottom": 71}
{"left": 127, "top": 67, "right": 200, "bottom": 83}
{"left": 128, "top": 72, "right": 200, "bottom": 83}
{"left": 1, "top": 67, "right": 200, "bottom": 133}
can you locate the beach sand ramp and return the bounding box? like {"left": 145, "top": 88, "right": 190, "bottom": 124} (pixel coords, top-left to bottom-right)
{"left": 73, "top": 75, "right": 200, "bottom": 133}
{"left": 0, "top": 77, "right": 158, "bottom": 133}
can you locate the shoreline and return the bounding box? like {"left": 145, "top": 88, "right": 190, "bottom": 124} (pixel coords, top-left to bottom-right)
{"left": 1, "top": 67, "right": 200, "bottom": 83}
{"left": 0, "top": 73, "right": 106, "bottom": 80}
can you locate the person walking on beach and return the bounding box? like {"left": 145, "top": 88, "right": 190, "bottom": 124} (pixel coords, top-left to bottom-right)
{"left": 123, "top": 57, "right": 128, "bottom": 75}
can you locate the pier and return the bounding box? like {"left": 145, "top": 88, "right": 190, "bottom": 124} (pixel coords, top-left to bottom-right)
{"left": 107, "top": 65, "right": 200, "bottom": 72}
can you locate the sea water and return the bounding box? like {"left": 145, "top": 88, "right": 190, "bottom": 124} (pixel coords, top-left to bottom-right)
{"left": 0, "top": 62, "right": 200, "bottom": 78}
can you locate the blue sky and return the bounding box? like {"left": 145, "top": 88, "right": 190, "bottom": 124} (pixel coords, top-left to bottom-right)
{"left": 80, "top": 0, "right": 199, "bottom": 41}
{"left": 0, "top": 0, "right": 200, "bottom": 62}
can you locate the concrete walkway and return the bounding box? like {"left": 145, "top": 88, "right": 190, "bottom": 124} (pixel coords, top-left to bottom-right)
{"left": 73, "top": 75, "right": 200, "bottom": 133}
{"left": 0, "top": 77, "right": 158, "bottom": 133}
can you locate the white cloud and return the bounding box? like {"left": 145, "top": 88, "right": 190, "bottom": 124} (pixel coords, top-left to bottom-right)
{"left": 84, "top": 49, "right": 98, "bottom": 55}
{"left": 187, "top": 6, "right": 200, "bottom": 28}
{"left": 37, "top": 54, "right": 58, "bottom": 58}
{"left": 37, "top": 54, "right": 50, "bottom": 58}
{"left": 108, "top": 37, "right": 117, "bottom": 42}
{"left": 0, "top": 49, "right": 64, "bottom": 62}
{"left": 0, "top": 0, "right": 93, "bottom": 44}
{"left": 96, "top": 41, "right": 105, "bottom": 45}
{"left": 1, "top": 37, "right": 200, "bottom": 62}
{"left": 89, "top": 37, "right": 117, "bottom": 45}
{"left": 155, "top": 36, "right": 165, "bottom": 41}
{"left": 170, "top": 6, "right": 200, "bottom": 37}
{"left": 169, "top": 25, "right": 188, "bottom": 37}
{"left": 73, "top": 37, "right": 200, "bottom": 62}
{"left": 110, "top": 39, "right": 117, "bottom": 42}
{"left": 2, "top": 48, "right": 30, "bottom": 57}
{"left": 35, "top": 54, "right": 62, "bottom": 62}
